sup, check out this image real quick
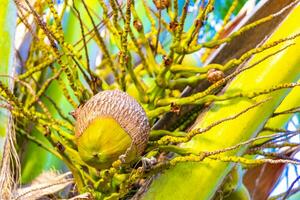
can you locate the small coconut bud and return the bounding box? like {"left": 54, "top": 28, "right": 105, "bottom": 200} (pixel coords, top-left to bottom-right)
{"left": 207, "top": 68, "right": 224, "bottom": 83}
{"left": 153, "top": 0, "right": 170, "bottom": 10}
{"left": 133, "top": 20, "right": 143, "bottom": 32}
{"left": 75, "top": 90, "right": 150, "bottom": 169}
{"left": 169, "top": 21, "right": 178, "bottom": 31}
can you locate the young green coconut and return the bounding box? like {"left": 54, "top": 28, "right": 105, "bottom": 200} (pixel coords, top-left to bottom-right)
{"left": 73, "top": 90, "right": 150, "bottom": 169}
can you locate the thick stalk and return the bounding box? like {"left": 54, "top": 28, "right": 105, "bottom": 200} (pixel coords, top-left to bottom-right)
{"left": 0, "top": 0, "right": 17, "bottom": 157}
{"left": 261, "top": 86, "right": 300, "bottom": 138}
{"left": 0, "top": 1, "right": 18, "bottom": 199}
{"left": 142, "top": 5, "right": 300, "bottom": 200}
{"left": 243, "top": 86, "right": 300, "bottom": 199}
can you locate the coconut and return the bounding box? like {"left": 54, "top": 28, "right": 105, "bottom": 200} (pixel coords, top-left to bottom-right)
{"left": 207, "top": 68, "right": 225, "bottom": 83}
{"left": 74, "top": 90, "right": 150, "bottom": 169}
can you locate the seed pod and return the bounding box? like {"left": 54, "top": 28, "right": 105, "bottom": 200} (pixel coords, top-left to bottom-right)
{"left": 74, "top": 90, "right": 150, "bottom": 169}
{"left": 207, "top": 68, "right": 225, "bottom": 83}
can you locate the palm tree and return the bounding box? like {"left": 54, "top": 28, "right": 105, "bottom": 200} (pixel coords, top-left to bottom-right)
{"left": 0, "top": 0, "right": 300, "bottom": 199}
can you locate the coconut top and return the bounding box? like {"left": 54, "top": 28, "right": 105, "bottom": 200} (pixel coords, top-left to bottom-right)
{"left": 74, "top": 90, "right": 150, "bottom": 154}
